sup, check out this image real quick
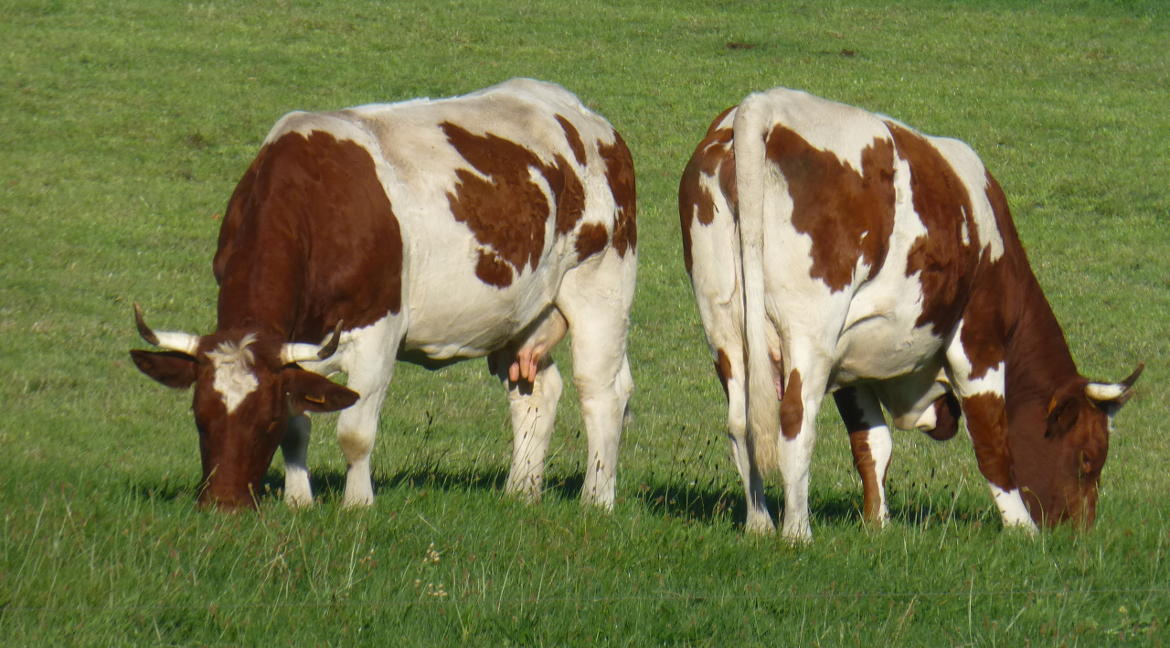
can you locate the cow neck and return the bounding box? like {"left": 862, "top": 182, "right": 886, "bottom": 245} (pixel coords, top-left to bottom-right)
{"left": 1003, "top": 267, "right": 1081, "bottom": 412}
{"left": 992, "top": 201, "right": 1082, "bottom": 417}
{"left": 214, "top": 222, "right": 308, "bottom": 342}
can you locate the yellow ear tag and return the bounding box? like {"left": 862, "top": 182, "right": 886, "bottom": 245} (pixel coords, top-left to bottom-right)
{"left": 305, "top": 394, "right": 326, "bottom": 405}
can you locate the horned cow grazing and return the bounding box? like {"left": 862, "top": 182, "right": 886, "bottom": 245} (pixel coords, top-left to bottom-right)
{"left": 131, "top": 78, "right": 637, "bottom": 510}
{"left": 679, "top": 88, "right": 1140, "bottom": 540}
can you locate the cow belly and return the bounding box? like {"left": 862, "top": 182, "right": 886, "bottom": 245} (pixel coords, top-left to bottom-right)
{"left": 402, "top": 279, "right": 558, "bottom": 362}
{"left": 833, "top": 317, "right": 944, "bottom": 386}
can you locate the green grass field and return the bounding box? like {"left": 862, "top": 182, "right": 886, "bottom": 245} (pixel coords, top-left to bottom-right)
{"left": 3, "top": 1, "right": 1168, "bottom": 645}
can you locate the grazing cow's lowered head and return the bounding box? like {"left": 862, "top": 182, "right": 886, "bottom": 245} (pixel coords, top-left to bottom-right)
{"left": 130, "top": 305, "right": 358, "bottom": 508}
{"left": 1011, "top": 365, "right": 1143, "bottom": 528}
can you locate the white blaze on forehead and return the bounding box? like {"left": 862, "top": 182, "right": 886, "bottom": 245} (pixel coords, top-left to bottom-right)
{"left": 207, "top": 334, "right": 260, "bottom": 413}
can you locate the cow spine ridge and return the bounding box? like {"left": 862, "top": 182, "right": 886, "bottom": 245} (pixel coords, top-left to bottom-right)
{"left": 733, "top": 94, "right": 781, "bottom": 475}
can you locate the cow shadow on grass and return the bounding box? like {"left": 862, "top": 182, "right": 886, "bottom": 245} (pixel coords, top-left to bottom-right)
{"left": 276, "top": 465, "right": 512, "bottom": 503}
{"left": 294, "top": 468, "right": 597, "bottom": 506}
{"left": 126, "top": 466, "right": 520, "bottom": 508}
{"left": 632, "top": 483, "right": 863, "bottom": 528}
{"left": 131, "top": 468, "right": 983, "bottom": 530}
{"left": 128, "top": 481, "right": 198, "bottom": 504}
{"left": 631, "top": 482, "right": 987, "bottom": 530}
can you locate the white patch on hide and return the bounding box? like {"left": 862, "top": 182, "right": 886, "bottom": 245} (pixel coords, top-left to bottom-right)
{"left": 207, "top": 334, "right": 259, "bottom": 413}
{"left": 989, "top": 483, "right": 1037, "bottom": 531}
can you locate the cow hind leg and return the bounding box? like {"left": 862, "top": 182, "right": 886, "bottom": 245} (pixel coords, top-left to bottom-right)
{"left": 919, "top": 391, "right": 961, "bottom": 441}
{"left": 715, "top": 346, "right": 774, "bottom": 533}
{"left": 775, "top": 344, "right": 834, "bottom": 542}
{"left": 488, "top": 309, "right": 569, "bottom": 502}
{"left": 556, "top": 256, "right": 635, "bottom": 510}
{"left": 503, "top": 363, "right": 563, "bottom": 500}
{"left": 833, "top": 386, "right": 892, "bottom": 526}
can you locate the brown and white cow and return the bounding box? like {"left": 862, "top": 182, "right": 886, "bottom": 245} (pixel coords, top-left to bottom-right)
{"left": 681, "top": 107, "right": 964, "bottom": 528}
{"left": 131, "top": 78, "right": 637, "bottom": 510}
{"left": 679, "top": 88, "right": 1140, "bottom": 540}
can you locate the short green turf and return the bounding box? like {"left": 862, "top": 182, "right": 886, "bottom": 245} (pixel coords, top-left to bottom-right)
{"left": 2, "top": 1, "right": 1167, "bottom": 645}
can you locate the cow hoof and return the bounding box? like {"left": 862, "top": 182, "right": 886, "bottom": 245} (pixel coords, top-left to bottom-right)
{"left": 1003, "top": 520, "right": 1039, "bottom": 537}
{"left": 341, "top": 493, "right": 375, "bottom": 508}
{"left": 284, "top": 492, "right": 315, "bottom": 508}
{"left": 580, "top": 491, "right": 615, "bottom": 511}
{"left": 503, "top": 479, "right": 543, "bottom": 504}
{"left": 780, "top": 521, "right": 813, "bottom": 543}
{"left": 744, "top": 514, "right": 776, "bottom": 535}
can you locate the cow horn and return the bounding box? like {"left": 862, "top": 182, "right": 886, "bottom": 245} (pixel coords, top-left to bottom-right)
{"left": 1085, "top": 363, "right": 1144, "bottom": 405}
{"left": 133, "top": 302, "right": 200, "bottom": 356}
{"left": 1120, "top": 362, "right": 1145, "bottom": 389}
{"left": 280, "top": 321, "right": 344, "bottom": 365}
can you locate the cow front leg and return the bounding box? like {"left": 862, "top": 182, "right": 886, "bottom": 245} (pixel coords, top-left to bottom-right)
{"left": 331, "top": 317, "right": 400, "bottom": 508}
{"left": 281, "top": 414, "right": 314, "bottom": 507}
{"left": 834, "top": 386, "right": 892, "bottom": 526}
{"left": 335, "top": 382, "right": 390, "bottom": 507}
{"left": 557, "top": 251, "right": 636, "bottom": 510}
{"left": 487, "top": 309, "right": 570, "bottom": 501}
{"left": 945, "top": 326, "right": 1036, "bottom": 532}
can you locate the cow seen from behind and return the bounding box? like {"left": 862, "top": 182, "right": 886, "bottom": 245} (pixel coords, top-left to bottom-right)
{"left": 679, "top": 88, "right": 1140, "bottom": 540}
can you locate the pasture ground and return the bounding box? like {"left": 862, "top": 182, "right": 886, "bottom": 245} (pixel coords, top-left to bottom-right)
{"left": 2, "top": 1, "right": 1168, "bottom": 645}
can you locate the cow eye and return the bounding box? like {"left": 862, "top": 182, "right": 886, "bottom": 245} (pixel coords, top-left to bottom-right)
{"left": 1078, "top": 452, "right": 1094, "bottom": 478}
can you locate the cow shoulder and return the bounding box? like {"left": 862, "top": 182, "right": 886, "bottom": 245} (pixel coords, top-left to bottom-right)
{"left": 213, "top": 119, "right": 404, "bottom": 339}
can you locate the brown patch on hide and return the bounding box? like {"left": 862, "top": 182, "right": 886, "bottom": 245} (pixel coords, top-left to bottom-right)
{"left": 678, "top": 108, "right": 737, "bottom": 275}
{"left": 600, "top": 131, "right": 637, "bottom": 257}
{"left": 574, "top": 222, "right": 609, "bottom": 262}
{"left": 475, "top": 251, "right": 515, "bottom": 288}
{"left": 779, "top": 368, "right": 804, "bottom": 440}
{"left": 886, "top": 121, "right": 981, "bottom": 337}
{"left": 441, "top": 121, "right": 585, "bottom": 288}
{"left": 765, "top": 125, "right": 895, "bottom": 292}
{"left": 214, "top": 130, "right": 403, "bottom": 339}
{"left": 714, "top": 347, "right": 733, "bottom": 397}
{"left": 556, "top": 114, "right": 587, "bottom": 165}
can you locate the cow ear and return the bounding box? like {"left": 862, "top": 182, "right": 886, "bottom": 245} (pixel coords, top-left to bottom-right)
{"left": 1045, "top": 394, "right": 1081, "bottom": 438}
{"left": 284, "top": 368, "right": 360, "bottom": 413}
{"left": 130, "top": 350, "right": 197, "bottom": 389}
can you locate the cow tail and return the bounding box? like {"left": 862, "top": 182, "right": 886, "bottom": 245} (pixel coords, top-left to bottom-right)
{"left": 733, "top": 94, "right": 781, "bottom": 476}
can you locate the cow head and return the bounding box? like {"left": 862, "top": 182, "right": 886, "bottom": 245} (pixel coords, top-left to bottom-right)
{"left": 1012, "top": 364, "right": 1143, "bottom": 528}
{"left": 129, "top": 304, "right": 359, "bottom": 509}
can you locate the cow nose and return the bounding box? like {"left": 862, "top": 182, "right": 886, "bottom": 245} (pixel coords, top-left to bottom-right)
{"left": 197, "top": 487, "right": 258, "bottom": 511}
{"left": 1072, "top": 499, "right": 1097, "bottom": 530}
